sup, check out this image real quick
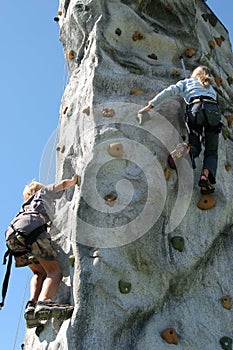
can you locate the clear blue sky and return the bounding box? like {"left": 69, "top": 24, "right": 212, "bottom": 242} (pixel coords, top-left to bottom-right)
{"left": 0, "top": 1, "right": 232, "bottom": 349}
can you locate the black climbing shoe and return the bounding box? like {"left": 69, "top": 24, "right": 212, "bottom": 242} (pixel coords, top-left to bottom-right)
{"left": 198, "top": 177, "right": 215, "bottom": 194}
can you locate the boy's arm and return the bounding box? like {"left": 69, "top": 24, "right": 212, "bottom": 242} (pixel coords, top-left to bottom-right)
{"left": 54, "top": 174, "right": 79, "bottom": 193}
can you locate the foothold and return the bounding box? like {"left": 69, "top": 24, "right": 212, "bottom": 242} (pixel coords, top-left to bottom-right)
{"left": 148, "top": 53, "right": 158, "bottom": 60}
{"left": 214, "top": 36, "right": 224, "bottom": 47}
{"left": 171, "top": 70, "right": 181, "bottom": 77}
{"left": 221, "top": 295, "right": 231, "bottom": 310}
{"left": 208, "top": 40, "right": 216, "bottom": 49}
{"left": 68, "top": 50, "right": 75, "bottom": 60}
{"left": 69, "top": 255, "right": 75, "bottom": 267}
{"left": 54, "top": 17, "right": 59, "bottom": 22}
{"left": 102, "top": 108, "right": 115, "bottom": 118}
{"left": 164, "top": 168, "right": 172, "bottom": 180}
{"left": 161, "top": 328, "right": 179, "bottom": 345}
{"left": 165, "top": 4, "right": 173, "bottom": 12}
{"left": 132, "top": 31, "right": 143, "bottom": 41}
{"left": 115, "top": 28, "right": 121, "bottom": 36}
{"left": 225, "top": 115, "right": 233, "bottom": 128}
{"left": 82, "top": 106, "right": 90, "bottom": 115}
{"left": 137, "top": 111, "right": 151, "bottom": 125}
{"left": 104, "top": 193, "right": 117, "bottom": 206}
{"left": 56, "top": 144, "right": 66, "bottom": 153}
{"left": 63, "top": 106, "right": 68, "bottom": 114}
{"left": 130, "top": 68, "right": 142, "bottom": 75}
{"left": 220, "top": 336, "right": 232, "bottom": 350}
{"left": 225, "top": 163, "right": 232, "bottom": 172}
{"left": 108, "top": 142, "right": 123, "bottom": 157}
{"left": 130, "top": 89, "right": 144, "bottom": 95}
{"left": 119, "top": 280, "right": 131, "bottom": 294}
{"left": 58, "top": 10, "right": 62, "bottom": 16}
{"left": 227, "top": 76, "right": 233, "bottom": 85}
{"left": 215, "top": 76, "right": 222, "bottom": 86}
{"left": 170, "top": 236, "right": 184, "bottom": 252}
{"left": 185, "top": 48, "right": 196, "bottom": 58}
{"left": 197, "top": 194, "right": 216, "bottom": 210}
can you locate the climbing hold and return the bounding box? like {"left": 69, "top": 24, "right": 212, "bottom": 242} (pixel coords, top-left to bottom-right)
{"left": 165, "top": 4, "right": 173, "bottom": 12}
{"left": 82, "top": 106, "right": 90, "bottom": 115}
{"left": 54, "top": 17, "right": 59, "bottom": 22}
{"left": 130, "top": 68, "right": 142, "bottom": 75}
{"left": 227, "top": 76, "right": 233, "bottom": 85}
{"left": 115, "top": 28, "right": 121, "bottom": 36}
{"left": 58, "top": 10, "right": 62, "bottom": 16}
{"left": 208, "top": 40, "right": 216, "bottom": 49}
{"left": 170, "top": 236, "right": 184, "bottom": 252}
{"left": 102, "top": 108, "right": 115, "bottom": 118}
{"left": 205, "top": 53, "right": 211, "bottom": 60}
{"left": 225, "top": 163, "right": 232, "bottom": 172}
{"left": 220, "top": 336, "right": 232, "bottom": 350}
{"left": 161, "top": 328, "right": 179, "bottom": 345}
{"left": 69, "top": 255, "right": 75, "bottom": 267}
{"left": 137, "top": 111, "right": 151, "bottom": 125}
{"left": 130, "top": 89, "right": 144, "bottom": 95}
{"left": 185, "top": 48, "right": 196, "bottom": 58}
{"left": 108, "top": 142, "right": 123, "bottom": 157}
{"left": 68, "top": 50, "right": 75, "bottom": 60}
{"left": 148, "top": 53, "right": 158, "bottom": 60}
{"left": 214, "top": 36, "right": 224, "bottom": 47}
{"left": 119, "top": 280, "right": 131, "bottom": 294}
{"left": 221, "top": 295, "right": 231, "bottom": 310}
{"left": 132, "top": 31, "right": 143, "bottom": 41}
{"left": 104, "top": 193, "right": 117, "bottom": 206}
{"left": 76, "top": 176, "right": 81, "bottom": 186}
{"left": 215, "top": 76, "right": 222, "bottom": 86}
{"left": 56, "top": 144, "right": 66, "bottom": 153}
{"left": 225, "top": 115, "right": 233, "bottom": 128}
{"left": 164, "top": 168, "right": 172, "bottom": 180}
{"left": 63, "top": 106, "right": 68, "bottom": 114}
{"left": 171, "top": 70, "right": 181, "bottom": 77}
{"left": 197, "top": 194, "right": 216, "bottom": 210}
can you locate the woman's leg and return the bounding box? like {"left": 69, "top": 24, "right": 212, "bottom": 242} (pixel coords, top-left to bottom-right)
{"left": 203, "top": 129, "right": 219, "bottom": 184}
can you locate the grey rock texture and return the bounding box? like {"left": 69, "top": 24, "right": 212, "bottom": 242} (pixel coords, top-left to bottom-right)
{"left": 24, "top": 0, "right": 233, "bottom": 349}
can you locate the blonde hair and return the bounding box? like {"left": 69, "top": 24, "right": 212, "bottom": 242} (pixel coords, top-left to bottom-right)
{"left": 23, "top": 181, "right": 44, "bottom": 201}
{"left": 190, "top": 66, "right": 212, "bottom": 88}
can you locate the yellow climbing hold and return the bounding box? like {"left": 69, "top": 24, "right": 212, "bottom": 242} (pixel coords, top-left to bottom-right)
{"left": 208, "top": 40, "right": 216, "bottom": 49}
{"left": 161, "top": 328, "right": 179, "bottom": 345}
{"left": 171, "top": 70, "right": 181, "bottom": 77}
{"left": 185, "top": 48, "right": 196, "bottom": 58}
{"left": 58, "top": 10, "right": 62, "bottom": 16}
{"left": 132, "top": 31, "right": 143, "bottom": 41}
{"left": 225, "top": 163, "right": 232, "bottom": 171}
{"left": 130, "top": 89, "right": 144, "bottom": 95}
{"left": 108, "top": 142, "right": 123, "bottom": 157}
{"left": 68, "top": 50, "right": 75, "bottom": 60}
{"left": 197, "top": 194, "right": 216, "bottom": 210}
{"left": 221, "top": 295, "right": 231, "bottom": 310}
{"left": 164, "top": 168, "right": 172, "bottom": 180}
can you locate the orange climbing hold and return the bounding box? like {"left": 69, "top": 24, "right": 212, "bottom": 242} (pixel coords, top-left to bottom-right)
{"left": 185, "top": 48, "right": 196, "bottom": 58}
{"left": 214, "top": 36, "right": 224, "bottom": 47}
{"left": 171, "top": 70, "right": 180, "bottom": 77}
{"left": 161, "top": 328, "right": 179, "bottom": 345}
{"left": 164, "top": 168, "right": 172, "bottom": 180}
{"left": 165, "top": 4, "right": 173, "bottom": 12}
{"left": 68, "top": 50, "right": 75, "bottom": 60}
{"left": 197, "top": 194, "right": 216, "bottom": 210}
{"left": 225, "top": 163, "right": 232, "bottom": 171}
{"left": 102, "top": 108, "right": 115, "bottom": 118}
{"left": 58, "top": 10, "right": 62, "bottom": 16}
{"left": 225, "top": 115, "right": 233, "bottom": 128}
{"left": 130, "top": 89, "right": 144, "bottom": 95}
{"left": 132, "top": 31, "right": 143, "bottom": 41}
{"left": 208, "top": 40, "right": 216, "bottom": 49}
{"left": 148, "top": 53, "right": 158, "bottom": 60}
{"left": 215, "top": 76, "right": 222, "bottom": 86}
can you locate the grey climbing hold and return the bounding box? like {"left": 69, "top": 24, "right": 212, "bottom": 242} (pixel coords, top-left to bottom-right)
{"left": 170, "top": 236, "right": 184, "bottom": 252}
{"left": 220, "top": 336, "right": 232, "bottom": 350}
{"left": 119, "top": 280, "right": 131, "bottom": 294}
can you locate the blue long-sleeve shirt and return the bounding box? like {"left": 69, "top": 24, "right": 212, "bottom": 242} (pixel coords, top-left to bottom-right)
{"left": 149, "top": 78, "right": 217, "bottom": 106}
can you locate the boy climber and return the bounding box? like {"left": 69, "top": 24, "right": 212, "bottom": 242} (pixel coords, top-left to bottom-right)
{"left": 4, "top": 174, "right": 79, "bottom": 328}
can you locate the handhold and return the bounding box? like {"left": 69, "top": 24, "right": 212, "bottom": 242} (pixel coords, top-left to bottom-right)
{"left": 220, "top": 336, "right": 232, "bottom": 350}
{"left": 104, "top": 193, "right": 117, "bottom": 206}
{"left": 225, "top": 163, "right": 232, "bottom": 172}
{"left": 102, "top": 108, "right": 115, "bottom": 118}
{"left": 76, "top": 176, "right": 81, "bottom": 186}
{"left": 148, "top": 53, "right": 158, "bottom": 60}
{"left": 137, "top": 111, "right": 151, "bottom": 125}
{"left": 221, "top": 295, "right": 231, "bottom": 310}
{"left": 68, "top": 50, "right": 75, "bottom": 60}
{"left": 115, "top": 28, "right": 121, "bottom": 36}
{"left": 225, "top": 115, "right": 233, "bottom": 128}
{"left": 214, "top": 36, "right": 224, "bottom": 47}
{"left": 165, "top": 5, "right": 173, "bottom": 12}
{"left": 185, "top": 48, "right": 196, "bottom": 58}
{"left": 56, "top": 144, "right": 65, "bottom": 153}
{"left": 69, "top": 255, "right": 75, "bottom": 267}
{"left": 130, "top": 89, "right": 144, "bottom": 95}
{"left": 58, "top": 10, "right": 62, "bottom": 16}
{"left": 161, "top": 328, "right": 179, "bottom": 345}
{"left": 164, "top": 168, "right": 172, "bottom": 180}
{"left": 170, "top": 236, "right": 184, "bottom": 252}
{"left": 208, "top": 40, "right": 216, "bottom": 49}
{"left": 108, "top": 142, "right": 123, "bottom": 157}
{"left": 63, "top": 106, "right": 68, "bottom": 114}
{"left": 227, "top": 76, "right": 233, "bottom": 85}
{"left": 215, "top": 76, "right": 222, "bottom": 86}
{"left": 119, "top": 280, "right": 131, "bottom": 294}
{"left": 82, "top": 106, "right": 90, "bottom": 115}
{"left": 54, "top": 17, "right": 59, "bottom": 22}
{"left": 197, "top": 194, "right": 216, "bottom": 210}
{"left": 130, "top": 68, "right": 142, "bottom": 75}
{"left": 171, "top": 70, "right": 181, "bottom": 77}
{"left": 132, "top": 31, "right": 143, "bottom": 41}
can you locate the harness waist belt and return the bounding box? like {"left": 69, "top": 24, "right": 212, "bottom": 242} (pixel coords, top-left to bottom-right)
{"left": 190, "top": 98, "right": 218, "bottom": 105}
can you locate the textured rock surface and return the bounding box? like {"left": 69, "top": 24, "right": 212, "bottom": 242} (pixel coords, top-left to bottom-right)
{"left": 24, "top": 0, "right": 233, "bottom": 349}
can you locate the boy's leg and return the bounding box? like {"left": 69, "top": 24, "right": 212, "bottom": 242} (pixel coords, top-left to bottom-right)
{"left": 28, "top": 263, "right": 47, "bottom": 301}
{"left": 36, "top": 258, "right": 62, "bottom": 301}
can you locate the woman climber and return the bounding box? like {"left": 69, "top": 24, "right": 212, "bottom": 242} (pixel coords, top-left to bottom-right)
{"left": 4, "top": 174, "right": 79, "bottom": 328}
{"left": 138, "top": 65, "right": 222, "bottom": 194}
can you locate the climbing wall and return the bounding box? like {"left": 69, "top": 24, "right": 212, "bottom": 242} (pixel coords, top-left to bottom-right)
{"left": 24, "top": 0, "right": 233, "bottom": 349}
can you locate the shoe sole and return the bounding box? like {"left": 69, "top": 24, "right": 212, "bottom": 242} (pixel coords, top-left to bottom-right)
{"left": 24, "top": 309, "right": 35, "bottom": 321}
{"left": 35, "top": 308, "right": 52, "bottom": 321}
{"left": 52, "top": 306, "right": 74, "bottom": 320}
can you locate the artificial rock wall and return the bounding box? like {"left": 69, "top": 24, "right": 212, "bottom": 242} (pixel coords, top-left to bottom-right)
{"left": 24, "top": 0, "right": 233, "bottom": 349}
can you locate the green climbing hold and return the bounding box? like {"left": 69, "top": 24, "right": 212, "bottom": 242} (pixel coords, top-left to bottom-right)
{"left": 220, "top": 336, "right": 232, "bottom": 350}
{"left": 119, "top": 280, "right": 131, "bottom": 294}
{"left": 170, "top": 236, "right": 184, "bottom": 252}
{"left": 69, "top": 255, "right": 75, "bottom": 267}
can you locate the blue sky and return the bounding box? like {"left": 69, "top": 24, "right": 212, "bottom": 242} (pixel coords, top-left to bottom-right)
{"left": 0, "top": 1, "right": 232, "bottom": 349}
